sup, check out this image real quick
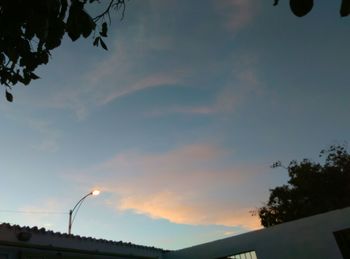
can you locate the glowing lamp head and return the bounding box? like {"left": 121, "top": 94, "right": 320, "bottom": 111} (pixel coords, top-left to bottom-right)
{"left": 92, "top": 190, "right": 100, "bottom": 196}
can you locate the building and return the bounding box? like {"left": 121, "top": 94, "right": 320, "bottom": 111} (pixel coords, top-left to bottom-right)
{"left": 0, "top": 207, "right": 349, "bottom": 259}
{"left": 0, "top": 224, "right": 165, "bottom": 259}
{"left": 166, "top": 206, "right": 350, "bottom": 259}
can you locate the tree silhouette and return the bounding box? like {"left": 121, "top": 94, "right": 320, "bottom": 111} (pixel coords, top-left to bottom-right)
{"left": 0, "top": 0, "right": 126, "bottom": 102}
{"left": 275, "top": 0, "right": 350, "bottom": 17}
{"left": 257, "top": 145, "right": 350, "bottom": 227}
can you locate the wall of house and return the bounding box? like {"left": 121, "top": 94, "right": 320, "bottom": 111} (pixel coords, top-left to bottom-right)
{"left": 164, "top": 207, "right": 350, "bottom": 259}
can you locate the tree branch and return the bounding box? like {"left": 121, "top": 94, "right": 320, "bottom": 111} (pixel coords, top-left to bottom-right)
{"left": 93, "top": 0, "right": 126, "bottom": 22}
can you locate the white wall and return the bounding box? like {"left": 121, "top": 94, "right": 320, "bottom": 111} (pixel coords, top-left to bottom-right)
{"left": 165, "top": 207, "right": 350, "bottom": 259}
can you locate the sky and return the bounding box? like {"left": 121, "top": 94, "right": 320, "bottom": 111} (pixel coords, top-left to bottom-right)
{"left": 1, "top": 0, "right": 350, "bottom": 250}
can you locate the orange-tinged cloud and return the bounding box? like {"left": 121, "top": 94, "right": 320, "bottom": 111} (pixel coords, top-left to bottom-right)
{"left": 118, "top": 191, "right": 261, "bottom": 230}
{"left": 69, "top": 144, "right": 265, "bottom": 231}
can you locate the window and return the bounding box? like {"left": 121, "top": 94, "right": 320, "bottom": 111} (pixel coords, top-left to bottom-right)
{"left": 226, "top": 251, "right": 258, "bottom": 259}
{"left": 334, "top": 228, "right": 350, "bottom": 259}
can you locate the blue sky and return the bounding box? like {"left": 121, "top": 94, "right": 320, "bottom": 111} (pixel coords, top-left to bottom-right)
{"left": 1, "top": 0, "right": 350, "bottom": 250}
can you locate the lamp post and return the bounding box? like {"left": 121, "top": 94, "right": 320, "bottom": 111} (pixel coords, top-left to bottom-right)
{"left": 68, "top": 190, "right": 100, "bottom": 234}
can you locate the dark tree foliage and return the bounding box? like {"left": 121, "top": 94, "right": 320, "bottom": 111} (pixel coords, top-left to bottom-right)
{"left": 258, "top": 145, "right": 350, "bottom": 227}
{"left": 0, "top": 0, "right": 125, "bottom": 101}
{"left": 274, "top": 0, "right": 350, "bottom": 17}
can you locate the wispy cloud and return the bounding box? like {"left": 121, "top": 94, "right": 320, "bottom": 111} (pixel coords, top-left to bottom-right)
{"left": 66, "top": 144, "right": 263, "bottom": 230}
{"left": 215, "top": 0, "right": 258, "bottom": 32}
{"left": 98, "top": 72, "right": 181, "bottom": 105}
{"left": 34, "top": 22, "right": 185, "bottom": 119}
{"left": 146, "top": 55, "right": 262, "bottom": 117}
{"left": 21, "top": 0, "right": 260, "bottom": 120}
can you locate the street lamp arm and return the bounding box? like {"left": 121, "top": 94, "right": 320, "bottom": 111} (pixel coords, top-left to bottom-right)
{"left": 71, "top": 192, "right": 93, "bottom": 214}
{"left": 68, "top": 191, "right": 99, "bottom": 235}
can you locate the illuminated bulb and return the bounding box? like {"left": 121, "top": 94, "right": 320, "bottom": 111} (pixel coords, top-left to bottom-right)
{"left": 92, "top": 190, "right": 100, "bottom": 196}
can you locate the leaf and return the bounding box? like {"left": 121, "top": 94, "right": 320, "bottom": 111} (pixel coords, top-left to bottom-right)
{"left": 93, "top": 37, "right": 100, "bottom": 46}
{"left": 30, "top": 72, "right": 40, "bottom": 80}
{"left": 39, "top": 52, "right": 49, "bottom": 65}
{"left": 340, "top": 0, "right": 350, "bottom": 17}
{"left": 5, "top": 90, "right": 13, "bottom": 102}
{"left": 289, "top": 0, "right": 313, "bottom": 17}
{"left": 22, "top": 71, "right": 31, "bottom": 85}
{"left": 59, "top": 0, "right": 68, "bottom": 19}
{"left": 0, "top": 53, "right": 5, "bottom": 65}
{"left": 46, "top": 19, "right": 65, "bottom": 50}
{"left": 67, "top": 26, "right": 81, "bottom": 41}
{"left": 66, "top": 6, "right": 81, "bottom": 41}
{"left": 99, "top": 38, "right": 108, "bottom": 50}
{"left": 81, "top": 11, "right": 95, "bottom": 38}
{"left": 101, "top": 22, "right": 108, "bottom": 37}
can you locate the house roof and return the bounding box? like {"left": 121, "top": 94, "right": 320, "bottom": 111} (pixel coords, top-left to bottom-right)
{"left": 0, "top": 223, "right": 166, "bottom": 258}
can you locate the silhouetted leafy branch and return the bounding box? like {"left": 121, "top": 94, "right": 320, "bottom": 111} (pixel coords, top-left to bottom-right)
{"left": 0, "top": 0, "right": 126, "bottom": 101}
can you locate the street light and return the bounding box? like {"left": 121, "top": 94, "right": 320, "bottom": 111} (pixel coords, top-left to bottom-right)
{"left": 68, "top": 190, "right": 100, "bottom": 234}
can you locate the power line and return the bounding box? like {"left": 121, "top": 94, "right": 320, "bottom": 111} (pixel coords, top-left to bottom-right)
{"left": 0, "top": 209, "right": 67, "bottom": 215}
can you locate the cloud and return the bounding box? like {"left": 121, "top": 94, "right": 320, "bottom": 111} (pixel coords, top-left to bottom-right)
{"left": 97, "top": 72, "right": 181, "bottom": 105}
{"left": 81, "top": 12, "right": 193, "bottom": 108}
{"left": 68, "top": 144, "right": 263, "bottom": 230}
{"left": 118, "top": 193, "right": 260, "bottom": 230}
{"left": 35, "top": 19, "right": 185, "bottom": 119}
{"left": 213, "top": 56, "right": 262, "bottom": 113}
{"left": 215, "top": 0, "right": 258, "bottom": 32}
{"left": 22, "top": 0, "right": 260, "bottom": 119}
{"left": 146, "top": 55, "right": 262, "bottom": 117}
{"left": 146, "top": 106, "right": 216, "bottom": 116}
